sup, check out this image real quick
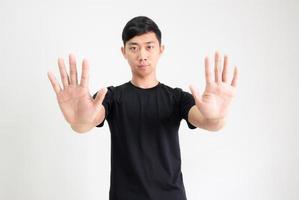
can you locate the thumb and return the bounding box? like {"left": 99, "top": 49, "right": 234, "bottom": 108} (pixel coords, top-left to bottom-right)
{"left": 94, "top": 87, "right": 108, "bottom": 108}
{"left": 189, "top": 84, "right": 203, "bottom": 106}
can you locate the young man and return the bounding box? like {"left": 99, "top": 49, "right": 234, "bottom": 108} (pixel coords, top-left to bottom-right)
{"left": 48, "top": 16, "right": 238, "bottom": 200}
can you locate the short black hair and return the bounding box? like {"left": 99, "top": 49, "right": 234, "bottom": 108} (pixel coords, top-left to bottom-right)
{"left": 122, "top": 16, "right": 162, "bottom": 46}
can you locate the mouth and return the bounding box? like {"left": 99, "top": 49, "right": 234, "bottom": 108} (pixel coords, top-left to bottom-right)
{"left": 137, "top": 64, "right": 149, "bottom": 68}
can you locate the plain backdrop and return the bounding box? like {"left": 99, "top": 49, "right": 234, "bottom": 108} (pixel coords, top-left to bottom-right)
{"left": 0, "top": 0, "right": 298, "bottom": 199}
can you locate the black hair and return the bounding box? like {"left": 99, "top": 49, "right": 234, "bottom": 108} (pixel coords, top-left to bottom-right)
{"left": 122, "top": 16, "right": 162, "bottom": 46}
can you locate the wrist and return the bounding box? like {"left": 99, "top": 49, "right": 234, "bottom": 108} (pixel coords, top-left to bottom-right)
{"left": 70, "top": 123, "right": 94, "bottom": 133}
{"left": 204, "top": 117, "right": 226, "bottom": 131}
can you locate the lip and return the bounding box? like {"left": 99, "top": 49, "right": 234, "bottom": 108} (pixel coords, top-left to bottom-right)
{"left": 138, "top": 64, "right": 149, "bottom": 68}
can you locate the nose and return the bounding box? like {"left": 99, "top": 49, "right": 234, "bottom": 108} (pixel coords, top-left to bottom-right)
{"left": 138, "top": 48, "right": 148, "bottom": 61}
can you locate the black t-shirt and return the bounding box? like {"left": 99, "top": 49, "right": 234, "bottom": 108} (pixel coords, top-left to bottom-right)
{"left": 93, "top": 81, "right": 196, "bottom": 200}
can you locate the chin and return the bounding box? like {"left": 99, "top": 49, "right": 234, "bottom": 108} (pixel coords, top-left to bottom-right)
{"left": 132, "top": 70, "right": 153, "bottom": 78}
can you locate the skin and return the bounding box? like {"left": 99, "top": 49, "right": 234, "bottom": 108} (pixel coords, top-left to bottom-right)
{"left": 47, "top": 31, "right": 238, "bottom": 133}
{"left": 121, "top": 32, "right": 164, "bottom": 89}
{"left": 47, "top": 55, "right": 108, "bottom": 133}
{"left": 188, "top": 53, "right": 239, "bottom": 131}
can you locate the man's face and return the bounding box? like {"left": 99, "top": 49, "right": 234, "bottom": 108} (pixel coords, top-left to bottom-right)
{"left": 121, "top": 32, "right": 164, "bottom": 78}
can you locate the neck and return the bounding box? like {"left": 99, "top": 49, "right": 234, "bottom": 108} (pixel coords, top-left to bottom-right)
{"left": 130, "top": 74, "right": 159, "bottom": 89}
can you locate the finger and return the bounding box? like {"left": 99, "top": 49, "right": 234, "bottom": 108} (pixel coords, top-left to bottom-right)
{"left": 69, "top": 53, "right": 78, "bottom": 86}
{"left": 189, "top": 84, "right": 203, "bottom": 106}
{"left": 58, "top": 57, "right": 70, "bottom": 89}
{"left": 47, "top": 71, "right": 62, "bottom": 95}
{"left": 94, "top": 87, "right": 108, "bottom": 108}
{"left": 214, "top": 51, "right": 222, "bottom": 83}
{"left": 204, "top": 56, "right": 212, "bottom": 84}
{"left": 80, "top": 58, "right": 89, "bottom": 88}
{"left": 222, "top": 55, "right": 229, "bottom": 83}
{"left": 231, "top": 66, "right": 239, "bottom": 88}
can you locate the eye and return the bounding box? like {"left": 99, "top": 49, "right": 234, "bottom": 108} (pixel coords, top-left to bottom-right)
{"left": 147, "top": 45, "right": 154, "bottom": 49}
{"left": 129, "top": 47, "right": 137, "bottom": 51}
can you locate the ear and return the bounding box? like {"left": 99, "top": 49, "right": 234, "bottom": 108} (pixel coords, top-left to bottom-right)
{"left": 159, "top": 44, "right": 165, "bottom": 55}
{"left": 121, "top": 46, "right": 127, "bottom": 59}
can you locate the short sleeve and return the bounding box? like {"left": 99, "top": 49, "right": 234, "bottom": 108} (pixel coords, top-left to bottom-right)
{"left": 176, "top": 88, "right": 197, "bottom": 129}
{"left": 92, "top": 86, "right": 114, "bottom": 127}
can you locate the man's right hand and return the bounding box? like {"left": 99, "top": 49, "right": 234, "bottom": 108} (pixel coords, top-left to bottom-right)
{"left": 47, "top": 54, "right": 108, "bottom": 131}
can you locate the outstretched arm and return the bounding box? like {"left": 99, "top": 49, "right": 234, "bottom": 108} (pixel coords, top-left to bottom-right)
{"left": 188, "top": 51, "right": 239, "bottom": 131}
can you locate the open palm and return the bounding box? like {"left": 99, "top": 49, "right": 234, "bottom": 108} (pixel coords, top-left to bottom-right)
{"left": 47, "top": 54, "right": 107, "bottom": 126}
{"left": 189, "top": 52, "right": 239, "bottom": 120}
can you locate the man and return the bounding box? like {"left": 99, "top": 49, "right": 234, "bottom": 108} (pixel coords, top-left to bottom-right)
{"left": 47, "top": 16, "right": 238, "bottom": 200}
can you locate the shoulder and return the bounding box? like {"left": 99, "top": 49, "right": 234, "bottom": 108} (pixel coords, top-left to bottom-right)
{"left": 105, "top": 82, "right": 127, "bottom": 91}
{"left": 92, "top": 82, "right": 127, "bottom": 99}
{"left": 160, "top": 83, "right": 187, "bottom": 100}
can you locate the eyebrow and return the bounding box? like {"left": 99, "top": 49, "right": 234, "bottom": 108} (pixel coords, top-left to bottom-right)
{"left": 127, "top": 41, "right": 155, "bottom": 46}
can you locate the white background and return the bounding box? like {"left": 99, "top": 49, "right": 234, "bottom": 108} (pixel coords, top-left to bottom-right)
{"left": 0, "top": 0, "right": 298, "bottom": 199}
